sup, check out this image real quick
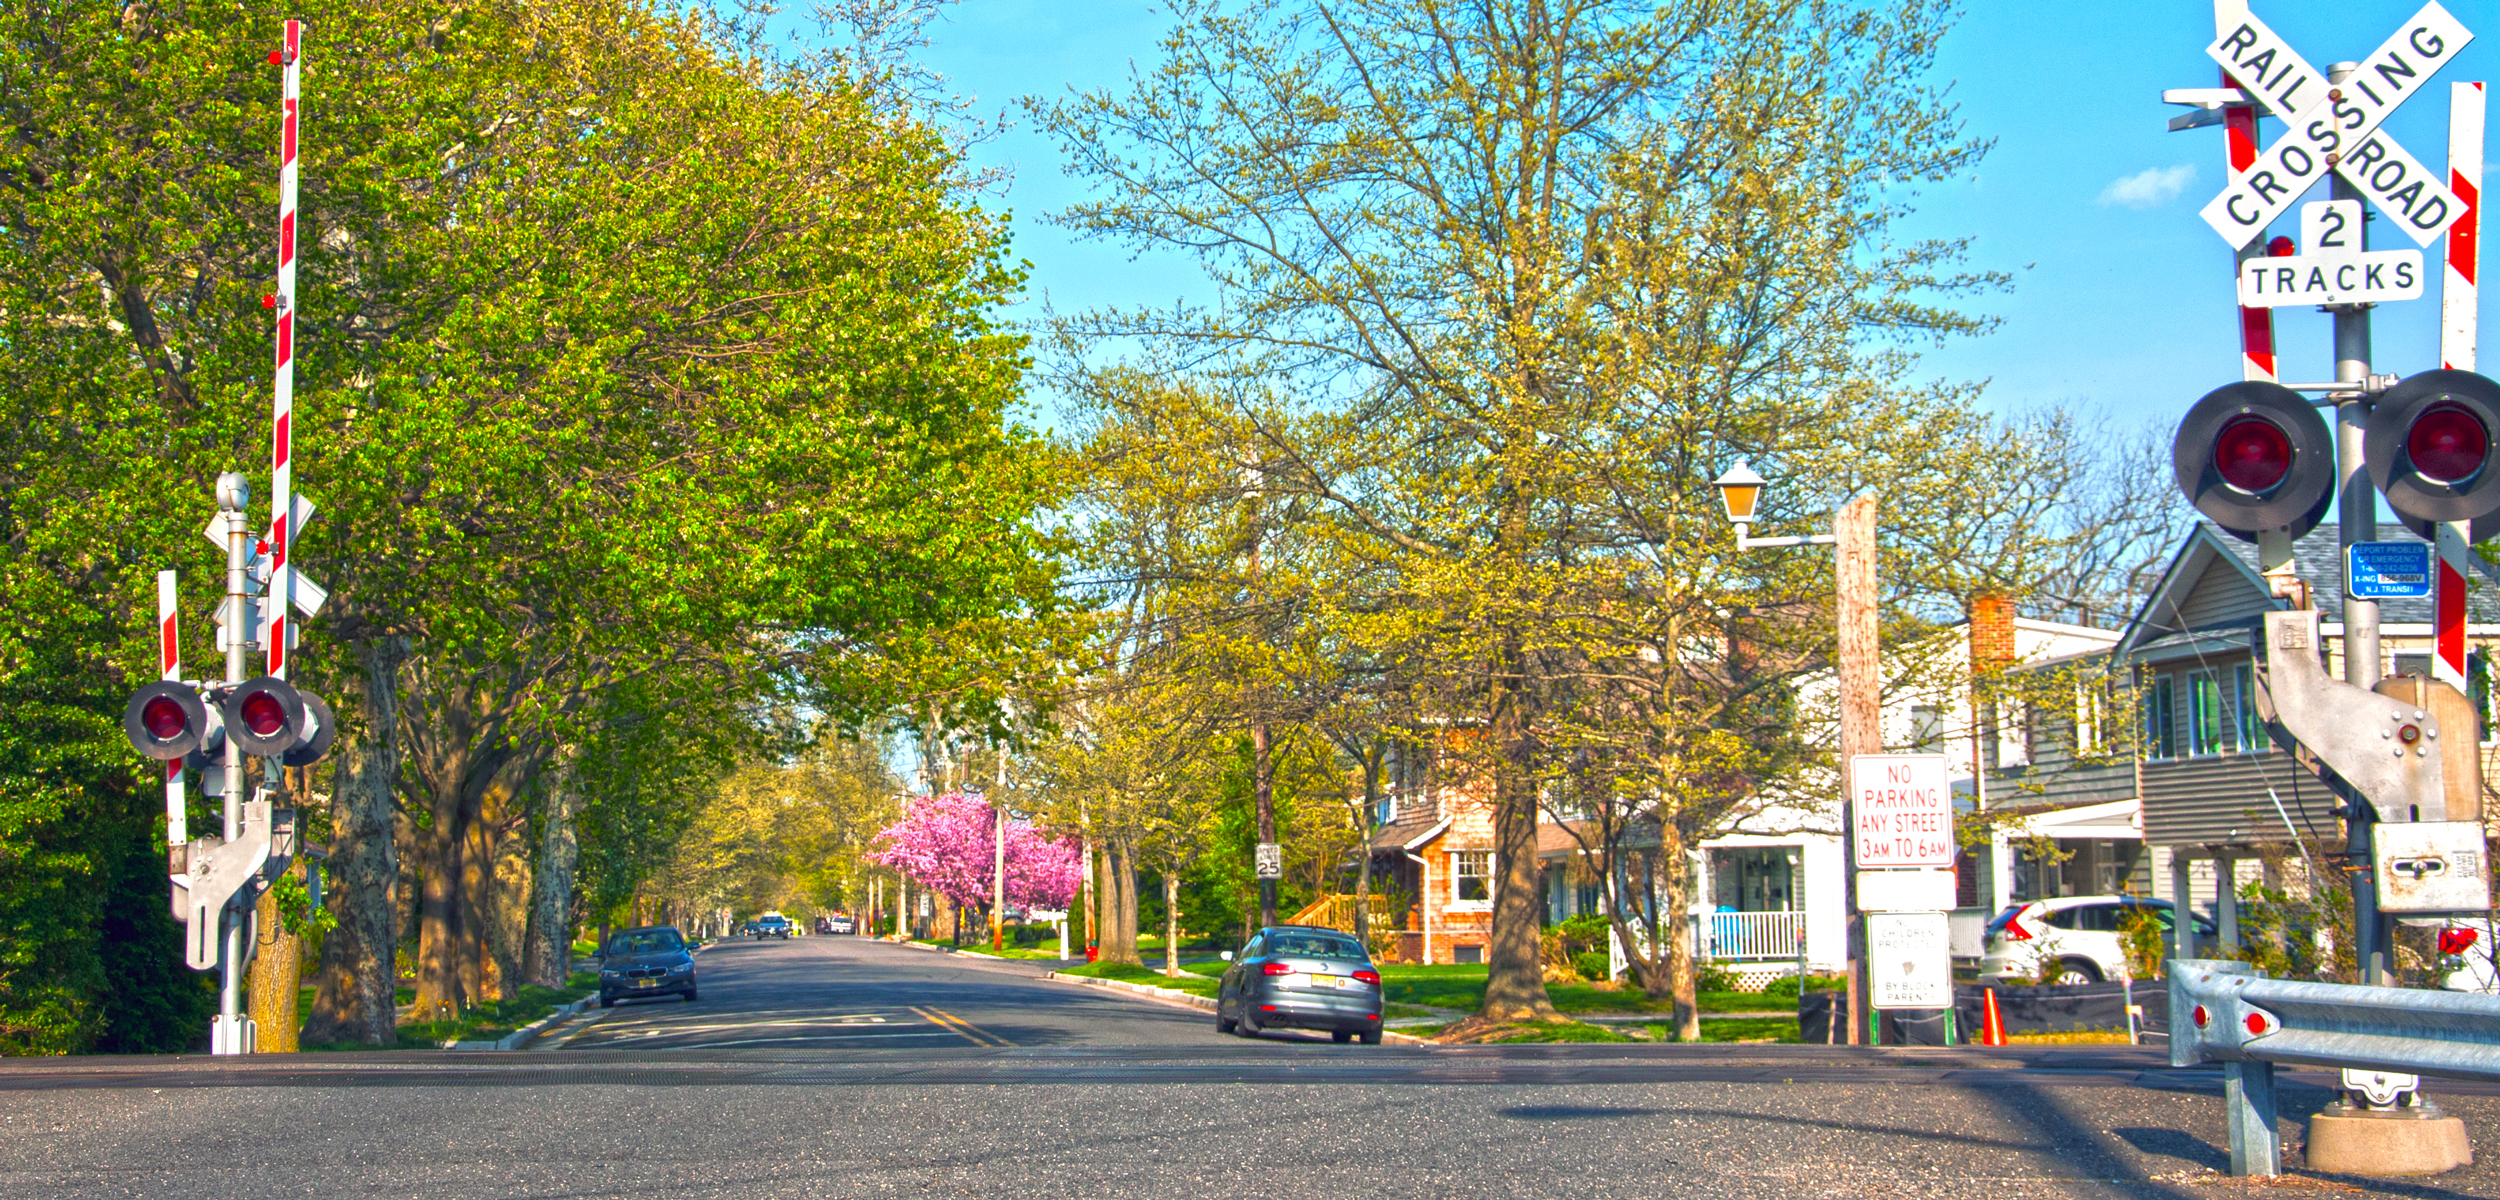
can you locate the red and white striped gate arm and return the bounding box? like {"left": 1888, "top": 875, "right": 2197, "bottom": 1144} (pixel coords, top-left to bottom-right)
{"left": 2435, "top": 81, "right": 2484, "bottom": 691}
{"left": 159, "top": 569, "right": 185, "bottom": 846}
{"left": 267, "top": 19, "right": 301, "bottom": 679}
{"left": 2211, "top": 2, "right": 2275, "bottom": 383}
{"left": 2223, "top": 76, "right": 2276, "bottom": 383}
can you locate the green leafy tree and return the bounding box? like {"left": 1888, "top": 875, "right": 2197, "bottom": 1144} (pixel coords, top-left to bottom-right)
{"left": 1037, "top": 0, "right": 1994, "bottom": 1030}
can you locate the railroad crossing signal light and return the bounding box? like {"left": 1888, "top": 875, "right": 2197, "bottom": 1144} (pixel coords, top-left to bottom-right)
{"left": 220, "top": 676, "right": 305, "bottom": 757}
{"left": 122, "top": 682, "right": 209, "bottom": 761}
{"left": 2172, "top": 380, "right": 2336, "bottom": 539}
{"left": 2367, "top": 370, "right": 2500, "bottom": 527}
{"left": 281, "top": 689, "right": 336, "bottom": 768}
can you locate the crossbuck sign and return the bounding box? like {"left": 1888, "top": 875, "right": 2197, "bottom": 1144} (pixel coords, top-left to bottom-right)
{"left": 2200, "top": 2, "right": 2473, "bottom": 249}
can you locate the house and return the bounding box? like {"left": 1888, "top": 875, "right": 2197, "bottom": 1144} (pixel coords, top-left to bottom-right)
{"left": 1471, "top": 601, "right": 2113, "bottom": 977}
{"left": 1364, "top": 738, "right": 1499, "bottom": 965}
{"left": 1988, "top": 521, "right": 2500, "bottom": 939}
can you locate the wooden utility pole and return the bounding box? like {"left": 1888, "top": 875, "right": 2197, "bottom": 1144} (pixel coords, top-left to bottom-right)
{"left": 1833, "top": 494, "right": 1881, "bottom": 1046}
{"left": 1254, "top": 722, "right": 1277, "bottom": 927}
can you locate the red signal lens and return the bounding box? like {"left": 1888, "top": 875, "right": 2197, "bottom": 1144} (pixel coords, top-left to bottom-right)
{"left": 241, "top": 691, "right": 287, "bottom": 736}
{"left": 2213, "top": 415, "right": 2294, "bottom": 494}
{"left": 2244, "top": 1012, "right": 2268, "bottom": 1036}
{"left": 2442, "top": 927, "right": 2480, "bottom": 956}
{"left": 2192, "top": 1004, "right": 2210, "bottom": 1028}
{"left": 2408, "top": 404, "right": 2489, "bottom": 483}
{"left": 142, "top": 697, "right": 188, "bottom": 740}
{"left": 1353, "top": 969, "right": 1381, "bottom": 986}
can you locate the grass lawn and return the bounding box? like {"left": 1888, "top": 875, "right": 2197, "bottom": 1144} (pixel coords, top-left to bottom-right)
{"left": 2006, "top": 1029, "right": 2134, "bottom": 1045}
{"left": 1057, "top": 961, "right": 1222, "bottom": 999}
{"left": 306, "top": 971, "right": 598, "bottom": 1050}
{"left": 1377, "top": 966, "right": 1812, "bottom": 1016}
{"left": 1484, "top": 1021, "right": 1636, "bottom": 1043}
{"left": 1671, "top": 1016, "right": 1798, "bottom": 1043}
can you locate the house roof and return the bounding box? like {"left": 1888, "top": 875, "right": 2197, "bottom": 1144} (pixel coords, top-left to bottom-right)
{"left": 1367, "top": 816, "right": 1450, "bottom": 853}
{"left": 2118, "top": 521, "right": 2500, "bottom": 659}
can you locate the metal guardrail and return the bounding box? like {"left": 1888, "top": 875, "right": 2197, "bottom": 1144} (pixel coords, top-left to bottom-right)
{"left": 2167, "top": 958, "right": 2500, "bottom": 1176}
{"left": 2169, "top": 958, "right": 2500, "bottom": 1077}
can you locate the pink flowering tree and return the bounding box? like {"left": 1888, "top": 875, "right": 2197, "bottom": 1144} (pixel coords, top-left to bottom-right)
{"left": 869, "top": 791, "right": 1081, "bottom": 915}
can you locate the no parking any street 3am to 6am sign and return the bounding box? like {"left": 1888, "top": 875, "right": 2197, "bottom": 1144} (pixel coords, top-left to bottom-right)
{"left": 1850, "top": 754, "right": 1954, "bottom": 869}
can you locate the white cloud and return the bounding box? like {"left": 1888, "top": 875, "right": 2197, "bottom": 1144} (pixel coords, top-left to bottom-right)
{"left": 2096, "top": 164, "right": 2197, "bottom": 210}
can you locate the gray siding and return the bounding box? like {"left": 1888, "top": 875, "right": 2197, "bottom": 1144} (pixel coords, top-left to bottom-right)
{"left": 1989, "top": 760, "right": 2134, "bottom": 809}
{"left": 2139, "top": 753, "right": 2343, "bottom": 847}
{"left": 2174, "top": 564, "right": 2273, "bottom": 629}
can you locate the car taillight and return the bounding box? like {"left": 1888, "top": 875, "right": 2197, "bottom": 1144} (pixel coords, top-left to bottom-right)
{"left": 1353, "top": 969, "right": 1380, "bottom": 986}
{"left": 1261, "top": 962, "right": 1293, "bottom": 975}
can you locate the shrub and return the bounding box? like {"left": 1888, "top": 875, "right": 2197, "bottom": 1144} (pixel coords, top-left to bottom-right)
{"left": 1695, "top": 960, "right": 1739, "bottom": 993}
{"left": 1571, "top": 951, "right": 1611, "bottom": 982}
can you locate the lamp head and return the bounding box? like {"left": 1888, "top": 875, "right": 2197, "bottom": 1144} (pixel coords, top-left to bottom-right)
{"left": 1713, "top": 460, "right": 1767, "bottom": 524}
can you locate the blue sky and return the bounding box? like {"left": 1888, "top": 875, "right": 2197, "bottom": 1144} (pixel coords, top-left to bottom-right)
{"left": 851, "top": 2, "right": 2500, "bottom": 431}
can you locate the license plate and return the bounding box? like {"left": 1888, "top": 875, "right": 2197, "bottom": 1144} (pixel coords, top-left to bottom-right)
{"left": 634, "top": 979, "right": 657, "bottom": 988}
{"left": 1306, "top": 975, "right": 1340, "bottom": 989}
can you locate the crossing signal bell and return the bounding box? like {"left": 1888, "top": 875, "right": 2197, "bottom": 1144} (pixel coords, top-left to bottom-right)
{"left": 2172, "top": 381, "right": 2336, "bottom": 539}
{"left": 2367, "top": 370, "right": 2500, "bottom": 529}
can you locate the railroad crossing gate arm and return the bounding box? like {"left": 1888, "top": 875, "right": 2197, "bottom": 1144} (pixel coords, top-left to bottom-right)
{"left": 2252, "top": 610, "right": 2444, "bottom": 819}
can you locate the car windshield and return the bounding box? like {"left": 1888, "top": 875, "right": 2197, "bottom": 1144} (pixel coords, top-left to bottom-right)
{"left": 1268, "top": 933, "right": 1364, "bottom": 960}
{"left": 609, "top": 931, "right": 683, "bottom": 955}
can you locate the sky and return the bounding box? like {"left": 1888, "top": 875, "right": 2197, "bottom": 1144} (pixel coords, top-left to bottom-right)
{"left": 815, "top": 1, "right": 2500, "bottom": 433}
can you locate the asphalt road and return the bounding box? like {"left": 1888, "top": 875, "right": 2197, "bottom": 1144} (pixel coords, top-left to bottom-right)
{"left": 550, "top": 932, "right": 1252, "bottom": 1050}
{"left": 6, "top": 937, "right": 2500, "bottom": 1198}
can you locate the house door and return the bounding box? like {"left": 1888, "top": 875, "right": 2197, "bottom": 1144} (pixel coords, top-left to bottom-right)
{"left": 1720, "top": 849, "right": 1795, "bottom": 912}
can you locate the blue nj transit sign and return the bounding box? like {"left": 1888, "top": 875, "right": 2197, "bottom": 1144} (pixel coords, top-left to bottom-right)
{"left": 2347, "top": 541, "right": 2434, "bottom": 600}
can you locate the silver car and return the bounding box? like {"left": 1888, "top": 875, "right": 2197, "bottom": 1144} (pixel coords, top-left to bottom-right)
{"left": 1215, "top": 925, "right": 1383, "bottom": 1043}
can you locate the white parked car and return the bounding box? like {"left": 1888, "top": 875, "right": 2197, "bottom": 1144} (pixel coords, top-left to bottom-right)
{"left": 1978, "top": 896, "right": 2214, "bottom": 986}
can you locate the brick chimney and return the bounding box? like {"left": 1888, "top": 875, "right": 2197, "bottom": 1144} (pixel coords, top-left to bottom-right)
{"left": 1969, "top": 592, "right": 2016, "bottom": 674}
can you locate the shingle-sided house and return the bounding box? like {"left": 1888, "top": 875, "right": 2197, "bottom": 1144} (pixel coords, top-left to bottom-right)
{"left": 1988, "top": 521, "right": 2500, "bottom": 940}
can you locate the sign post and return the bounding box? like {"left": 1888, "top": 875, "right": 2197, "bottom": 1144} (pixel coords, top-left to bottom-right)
{"left": 1849, "top": 754, "right": 1955, "bottom": 1039}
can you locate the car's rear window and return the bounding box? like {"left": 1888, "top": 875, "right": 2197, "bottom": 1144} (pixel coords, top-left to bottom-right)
{"left": 1983, "top": 906, "right": 2023, "bottom": 937}
{"left": 609, "top": 930, "right": 684, "bottom": 954}
{"left": 1269, "top": 933, "right": 1364, "bottom": 959}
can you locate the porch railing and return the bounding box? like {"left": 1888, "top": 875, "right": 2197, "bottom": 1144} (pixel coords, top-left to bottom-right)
{"left": 1693, "top": 910, "right": 1805, "bottom": 961}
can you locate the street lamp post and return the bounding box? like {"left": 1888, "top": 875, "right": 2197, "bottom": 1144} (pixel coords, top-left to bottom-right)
{"left": 1714, "top": 462, "right": 1882, "bottom": 1046}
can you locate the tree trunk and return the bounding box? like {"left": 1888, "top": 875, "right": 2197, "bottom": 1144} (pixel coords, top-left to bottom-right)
{"left": 1354, "top": 742, "right": 1380, "bottom": 946}
{"left": 1163, "top": 871, "right": 1181, "bottom": 977}
{"left": 303, "top": 636, "right": 405, "bottom": 1047}
{"left": 248, "top": 874, "right": 302, "bottom": 1051}
{"left": 523, "top": 754, "right": 581, "bottom": 987}
{"left": 1099, "top": 839, "right": 1141, "bottom": 965}
{"left": 413, "top": 802, "right": 466, "bottom": 1018}
{"left": 1657, "top": 822, "right": 1699, "bottom": 1040}
{"left": 459, "top": 803, "right": 501, "bottom": 1002}
{"left": 1481, "top": 632, "right": 1559, "bottom": 1022}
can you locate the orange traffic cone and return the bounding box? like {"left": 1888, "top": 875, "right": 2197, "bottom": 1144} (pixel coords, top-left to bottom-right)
{"left": 1980, "top": 986, "right": 2008, "bottom": 1047}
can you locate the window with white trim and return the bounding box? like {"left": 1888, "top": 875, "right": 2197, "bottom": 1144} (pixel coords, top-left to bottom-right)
{"left": 1451, "top": 850, "right": 1493, "bottom": 906}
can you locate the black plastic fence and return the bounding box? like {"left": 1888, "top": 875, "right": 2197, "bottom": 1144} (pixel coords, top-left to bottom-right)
{"left": 1798, "top": 982, "right": 2170, "bottom": 1046}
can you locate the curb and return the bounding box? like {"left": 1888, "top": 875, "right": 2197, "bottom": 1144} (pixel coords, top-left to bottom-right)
{"left": 1045, "top": 972, "right": 1429, "bottom": 1045}
{"left": 443, "top": 994, "right": 597, "bottom": 1051}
